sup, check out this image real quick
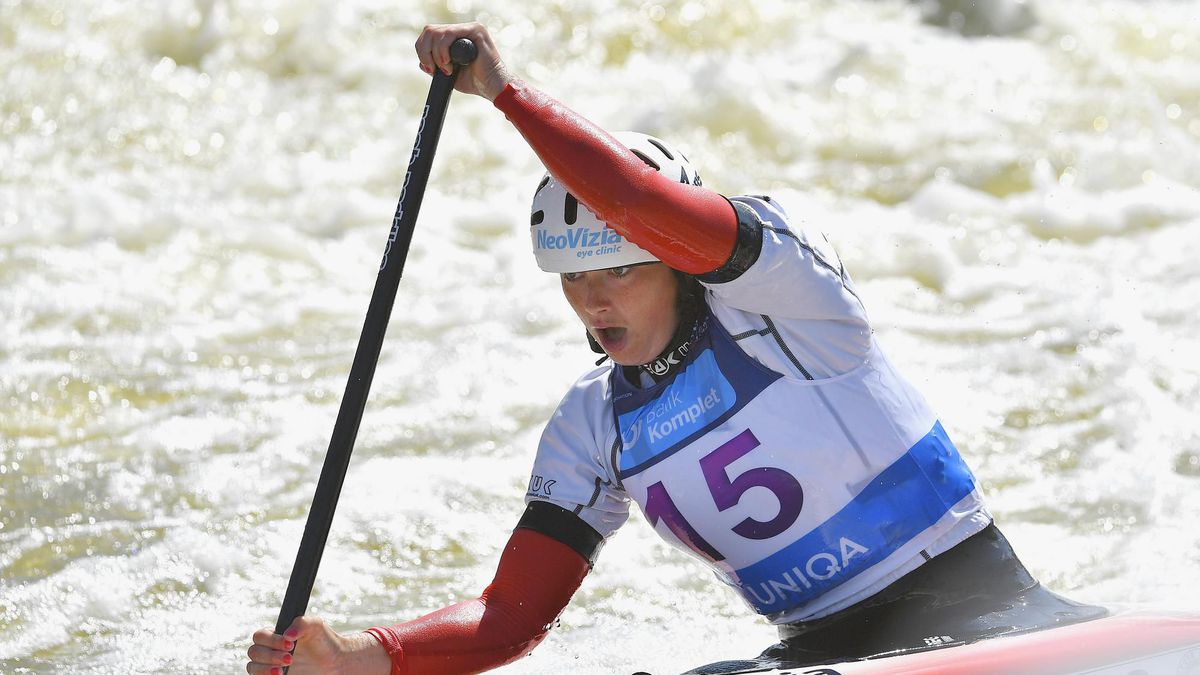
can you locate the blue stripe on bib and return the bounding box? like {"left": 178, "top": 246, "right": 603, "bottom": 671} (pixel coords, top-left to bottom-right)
{"left": 729, "top": 421, "right": 975, "bottom": 615}
{"left": 617, "top": 350, "right": 735, "bottom": 474}
{"left": 616, "top": 322, "right": 781, "bottom": 478}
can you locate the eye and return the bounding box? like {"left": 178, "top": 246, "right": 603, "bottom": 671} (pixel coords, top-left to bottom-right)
{"left": 609, "top": 266, "right": 632, "bottom": 278}
{"left": 561, "top": 271, "right": 581, "bottom": 282}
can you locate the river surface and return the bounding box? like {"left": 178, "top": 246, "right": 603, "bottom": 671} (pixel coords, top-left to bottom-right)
{"left": 2, "top": 0, "right": 1199, "bottom": 672}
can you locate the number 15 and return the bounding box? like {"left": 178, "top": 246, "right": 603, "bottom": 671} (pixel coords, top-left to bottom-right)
{"left": 643, "top": 429, "right": 804, "bottom": 562}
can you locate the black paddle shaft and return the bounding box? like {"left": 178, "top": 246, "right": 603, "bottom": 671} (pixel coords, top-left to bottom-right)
{"left": 273, "top": 38, "right": 478, "bottom": 638}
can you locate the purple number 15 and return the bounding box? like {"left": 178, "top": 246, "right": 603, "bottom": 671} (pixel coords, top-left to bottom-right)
{"left": 643, "top": 429, "right": 804, "bottom": 563}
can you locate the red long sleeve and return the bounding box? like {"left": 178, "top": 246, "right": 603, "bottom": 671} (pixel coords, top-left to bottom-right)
{"left": 494, "top": 81, "right": 737, "bottom": 275}
{"left": 364, "top": 528, "right": 590, "bottom": 675}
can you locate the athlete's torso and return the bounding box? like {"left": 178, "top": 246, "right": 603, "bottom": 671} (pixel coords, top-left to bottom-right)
{"left": 526, "top": 195, "right": 990, "bottom": 623}
{"left": 610, "top": 306, "right": 989, "bottom": 622}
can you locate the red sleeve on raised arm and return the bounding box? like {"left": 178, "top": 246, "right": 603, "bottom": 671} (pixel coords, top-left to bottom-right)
{"left": 364, "top": 528, "right": 589, "bottom": 675}
{"left": 494, "top": 81, "right": 737, "bottom": 275}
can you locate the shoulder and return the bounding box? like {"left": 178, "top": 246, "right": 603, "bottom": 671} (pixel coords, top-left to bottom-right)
{"left": 702, "top": 193, "right": 826, "bottom": 283}
{"left": 729, "top": 193, "right": 833, "bottom": 256}
{"left": 721, "top": 191, "right": 851, "bottom": 286}
{"left": 729, "top": 193, "right": 791, "bottom": 224}
{"left": 533, "top": 363, "right": 617, "bottom": 475}
{"left": 698, "top": 191, "right": 871, "bottom": 357}
{"left": 543, "top": 362, "right": 615, "bottom": 438}
{"left": 556, "top": 362, "right": 613, "bottom": 407}
{"left": 529, "top": 362, "right": 631, "bottom": 537}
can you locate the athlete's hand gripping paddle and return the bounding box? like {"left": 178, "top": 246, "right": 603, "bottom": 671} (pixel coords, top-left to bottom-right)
{"left": 272, "top": 37, "right": 478, "bottom": 660}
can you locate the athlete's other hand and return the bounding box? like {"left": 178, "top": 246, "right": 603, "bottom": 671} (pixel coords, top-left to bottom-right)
{"left": 415, "top": 22, "right": 516, "bottom": 100}
{"left": 246, "top": 616, "right": 388, "bottom": 675}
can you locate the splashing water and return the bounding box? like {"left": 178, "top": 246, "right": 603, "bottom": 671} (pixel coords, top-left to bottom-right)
{"left": 2, "top": 1, "right": 1199, "bottom": 672}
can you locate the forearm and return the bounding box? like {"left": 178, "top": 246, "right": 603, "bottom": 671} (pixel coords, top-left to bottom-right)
{"left": 337, "top": 631, "right": 396, "bottom": 675}
{"left": 493, "top": 81, "right": 737, "bottom": 274}
{"left": 365, "top": 597, "right": 547, "bottom": 675}
{"left": 366, "top": 527, "right": 589, "bottom": 675}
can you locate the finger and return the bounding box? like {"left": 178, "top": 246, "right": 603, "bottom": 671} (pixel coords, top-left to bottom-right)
{"left": 247, "top": 645, "right": 294, "bottom": 666}
{"left": 246, "top": 661, "right": 285, "bottom": 675}
{"left": 457, "top": 22, "right": 490, "bottom": 66}
{"left": 414, "top": 26, "right": 438, "bottom": 74}
{"left": 431, "top": 31, "right": 454, "bottom": 75}
{"left": 434, "top": 22, "right": 485, "bottom": 74}
{"left": 250, "top": 627, "right": 294, "bottom": 652}
{"left": 289, "top": 614, "right": 326, "bottom": 635}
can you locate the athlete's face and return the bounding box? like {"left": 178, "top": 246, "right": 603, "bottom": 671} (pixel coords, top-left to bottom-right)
{"left": 560, "top": 262, "right": 680, "bottom": 367}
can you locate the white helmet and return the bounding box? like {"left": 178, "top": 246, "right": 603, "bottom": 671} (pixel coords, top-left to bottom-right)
{"left": 530, "top": 131, "right": 702, "bottom": 273}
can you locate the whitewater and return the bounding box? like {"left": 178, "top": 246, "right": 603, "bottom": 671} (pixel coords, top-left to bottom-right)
{"left": 2, "top": 1, "right": 1199, "bottom": 672}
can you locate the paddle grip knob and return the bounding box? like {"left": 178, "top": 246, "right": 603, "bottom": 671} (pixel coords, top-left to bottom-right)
{"left": 450, "top": 38, "right": 477, "bottom": 66}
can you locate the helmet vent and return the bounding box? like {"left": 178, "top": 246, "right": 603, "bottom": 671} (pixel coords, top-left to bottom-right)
{"left": 630, "top": 149, "right": 661, "bottom": 171}
{"left": 531, "top": 210, "right": 544, "bottom": 225}
{"left": 533, "top": 175, "right": 551, "bottom": 197}
{"left": 647, "top": 138, "right": 675, "bottom": 160}
{"left": 564, "top": 192, "right": 579, "bottom": 225}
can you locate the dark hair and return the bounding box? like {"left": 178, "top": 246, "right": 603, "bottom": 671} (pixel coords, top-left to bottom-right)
{"left": 671, "top": 270, "right": 705, "bottom": 340}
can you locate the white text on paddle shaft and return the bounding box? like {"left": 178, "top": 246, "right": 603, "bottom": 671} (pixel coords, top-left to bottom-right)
{"left": 537, "top": 227, "right": 624, "bottom": 260}
{"left": 381, "top": 104, "right": 430, "bottom": 272}
{"left": 645, "top": 388, "right": 722, "bottom": 443}
{"left": 744, "top": 537, "right": 869, "bottom": 607}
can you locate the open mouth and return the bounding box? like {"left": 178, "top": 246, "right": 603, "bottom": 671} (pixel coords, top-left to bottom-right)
{"left": 594, "top": 326, "right": 627, "bottom": 349}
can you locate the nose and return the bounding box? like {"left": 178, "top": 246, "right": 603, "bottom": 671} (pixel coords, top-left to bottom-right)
{"left": 579, "top": 273, "right": 613, "bottom": 317}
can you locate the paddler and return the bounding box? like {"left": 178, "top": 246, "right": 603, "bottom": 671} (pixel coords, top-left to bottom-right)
{"left": 246, "top": 22, "right": 1104, "bottom": 675}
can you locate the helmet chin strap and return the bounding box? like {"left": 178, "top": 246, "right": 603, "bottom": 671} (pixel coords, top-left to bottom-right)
{"left": 587, "top": 331, "right": 609, "bottom": 366}
{"left": 587, "top": 331, "right": 606, "bottom": 355}
{"left": 637, "top": 272, "right": 706, "bottom": 382}
{"left": 636, "top": 311, "right": 706, "bottom": 383}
